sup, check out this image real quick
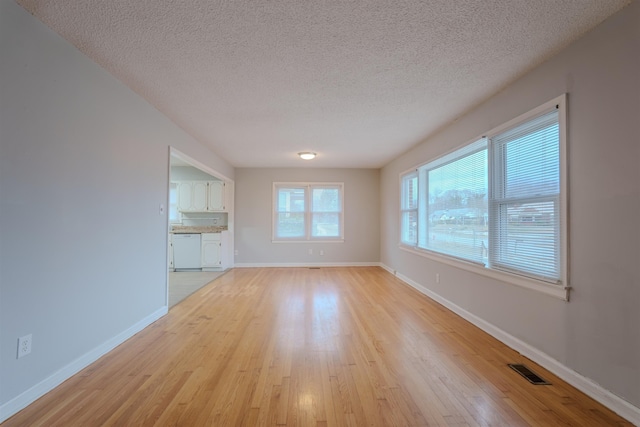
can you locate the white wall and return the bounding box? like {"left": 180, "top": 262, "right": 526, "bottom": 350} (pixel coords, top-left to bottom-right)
{"left": 170, "top": 165, "right": 222, "bottom": 181}
{"left": 0, "top": 1, "right": 234, "bottom": 419}
{"left": 235, "top": 168, "right": 379, "bottom": 265}
{"left": 381, "top": 2, "right": 640, "bottom": 414}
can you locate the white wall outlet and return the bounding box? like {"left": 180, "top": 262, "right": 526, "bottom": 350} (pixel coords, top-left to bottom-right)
{"left": 234, "top": 249, "right": 239, "bottom": 256}
{"left": 308, "top": 248, "right": 313, "bottom": 255}
{"left": 436, "top": 273, "right": 440, "bottom": 284}
{"left": 319, "top": 250, "right": 324, "bottom": 256}
{"left": 17, "top": 334, "right": 32, "bottom": 358}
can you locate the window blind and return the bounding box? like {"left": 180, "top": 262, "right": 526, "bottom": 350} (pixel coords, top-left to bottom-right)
{"left": 417, "top": 139, "right": 488, "bottom": 263}
{"left": 489, "top": 109, "right": 561, "bottom": 282}
{"left": 400, "top": 172, "right": 418, "bottom": 245}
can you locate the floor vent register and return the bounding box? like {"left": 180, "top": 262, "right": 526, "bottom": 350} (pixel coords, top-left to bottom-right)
{"left": 508, "top": 364, "right": 551, "bottom": 385}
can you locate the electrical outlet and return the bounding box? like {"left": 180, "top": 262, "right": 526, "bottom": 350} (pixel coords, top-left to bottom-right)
{"left": 234, "top": 249, "right": 239, "bottom": 256}
{"left": 319, "top": 250, "right": 324, "bottom": 256}
{"left": 17, "top": 334, "right": 32, "bottom": 358}
{"left": 436, "top": 273, "right": 440, "bottom": 284}
{"left": 308, "top": 248, "right": 313, "bottom": 255}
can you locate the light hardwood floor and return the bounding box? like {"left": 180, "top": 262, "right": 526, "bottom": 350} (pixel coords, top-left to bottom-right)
{"left": 2, "top": 267, "right": 631, "bottom": 426}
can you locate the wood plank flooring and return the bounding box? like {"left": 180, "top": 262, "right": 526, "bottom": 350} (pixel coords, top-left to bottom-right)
{"left": 2, "top": 267, "right": 631, "bottom": 426}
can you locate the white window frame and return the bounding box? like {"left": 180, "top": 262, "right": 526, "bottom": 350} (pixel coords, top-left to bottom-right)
{"left": 400, "top": 171, "right": 418, "bottom": 246}
{"left": 273, "top": 182, "right": 345, "bottom": 243}
{"left": 399, "top": 95, "right": 569, "bottom": 300}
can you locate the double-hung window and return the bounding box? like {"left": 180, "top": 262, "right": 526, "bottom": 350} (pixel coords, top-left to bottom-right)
{"left": 489, "top": 109, "right": 561, "bottom": 281}
{"left": 273, "top": 182, "right": 344, "bottom": 242}
{"left": 400, "top": 96, "right": 567, "bottom": 298}
{"left": 400, "top": 172, "right": 418, "bottom": 245}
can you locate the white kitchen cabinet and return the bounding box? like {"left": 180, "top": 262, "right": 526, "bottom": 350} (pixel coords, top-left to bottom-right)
{"left": 192, "top": 182, "right": 209, "bottom": 211}
{"left": 201, "top": 233, "right": 221, "bottom": 268}
{"left": 176, "top": 181, "right": 225, "bottom": 212}
{"left": 201, "top": 232, "right": 229, "bottom": 270}
{"left": 177, "top": 182, "right": 194, "bottom": 212}
{"left": 207, "top": 181, "right": 225, "bottom": 211}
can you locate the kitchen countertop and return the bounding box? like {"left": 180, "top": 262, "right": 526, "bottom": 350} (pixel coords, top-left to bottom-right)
{"left": 170, "top": 225, "right": 228, "bottom": 234}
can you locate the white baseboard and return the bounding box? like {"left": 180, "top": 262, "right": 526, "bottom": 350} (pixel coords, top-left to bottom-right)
{"left": 233, "top": 262, "right": 380, "bottom": 268}
{"left": 380, "top": 263, "right": 640, "bottom": 426}
{"left": 0, "top": 306, "right": 168, "bottom": 424}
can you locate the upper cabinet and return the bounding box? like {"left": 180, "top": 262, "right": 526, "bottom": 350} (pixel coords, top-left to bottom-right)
{"left": 207, "top": 181, "right": 225, "bottom": 211}
{"left": 177, "top": 181, "right": 226, "bottom": 212}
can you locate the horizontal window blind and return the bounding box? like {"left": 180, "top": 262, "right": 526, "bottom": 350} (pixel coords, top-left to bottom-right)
{"left": 417, "top": 139, "right": 488, "bottom": 263}
{"left": 401, "top": 172, "right": 418, "bottom": 245}
{"left": 489, "top": 109, "right": 560, "bottom": 282}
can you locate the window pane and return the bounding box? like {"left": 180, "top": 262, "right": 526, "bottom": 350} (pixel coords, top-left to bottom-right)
{"left": 426, "top": 149, "right": 488, "bottom": 263}
{"left": 312, "top": 188, "right": 340, "bottom": 212}
{"left": 277, "top": 188, "right": 305, "bottom": 212}
{"left": 311, "top": 212, "right": 340, "bottom": 237}
{"left": 276, "top": 212, "right": 305, "bottom": 238}
{"left": 493, "top": 200, "right": 558, "bottom": 279}
{"left": 402, "top": 174, "right": 418, "bottom": 209}
{"left": 401, "top": 211, "right": 418, "bottom": 245}
{"left": 504, "top": 122, "right": 559, "bottom": 198}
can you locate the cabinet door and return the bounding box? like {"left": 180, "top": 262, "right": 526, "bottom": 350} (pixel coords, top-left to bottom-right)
{"left": 201, "top": 239, "right": 221, "bottom": 267}
{"left": 207, "top": 181, "right": 225, "bottom": 211}
{"left": 192, "top": 182, "right": 209, "bottom": 212}
{"left": 177, "top": 182, "right": 194, "bottom": 212}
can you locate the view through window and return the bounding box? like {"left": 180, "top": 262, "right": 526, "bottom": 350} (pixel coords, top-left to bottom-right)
{"left": 274, "top": 183, "right": 344, "bottom": 242}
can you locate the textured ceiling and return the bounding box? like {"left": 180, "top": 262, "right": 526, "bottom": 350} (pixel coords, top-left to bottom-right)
{"left": 17, "top": 0, "right": 630, "bottom": 168}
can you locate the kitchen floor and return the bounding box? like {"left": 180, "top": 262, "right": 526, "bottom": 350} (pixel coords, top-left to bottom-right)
{"left": 168, "top": 271, "right": 227, "bottom": 308}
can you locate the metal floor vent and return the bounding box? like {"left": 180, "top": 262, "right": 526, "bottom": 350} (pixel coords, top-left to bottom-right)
{"left": 308, "top": 267, "right": 321, "bottom": 269}
{"left": 508, "top": 364, "right": 551, "bottom": 385}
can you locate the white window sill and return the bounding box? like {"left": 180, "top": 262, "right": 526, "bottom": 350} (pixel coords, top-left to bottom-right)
{"left": 398, "top": 244, "right": 570, "bottom": 301}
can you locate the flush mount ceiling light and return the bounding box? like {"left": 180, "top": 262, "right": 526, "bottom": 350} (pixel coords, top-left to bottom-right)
{"left": 298, "top": 152, "right": 316, "bottom": 160}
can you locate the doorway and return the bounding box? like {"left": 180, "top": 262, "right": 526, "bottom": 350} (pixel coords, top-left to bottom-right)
{"left": 167, "top": 147, "right": 234, "bottom": 307}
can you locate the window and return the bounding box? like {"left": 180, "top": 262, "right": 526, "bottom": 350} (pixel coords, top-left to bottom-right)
{"left": 400, "top": 96, "right": 567, "bottom": 297}
{"left": 273, "top": 182, "right": 344, "bottom": 242}
{"left": 400, "top": 172, "right": 418, "bottom": 245}
{"left": 489, "top": 109, "right": 561, "bottom": 281}
{"left": 417, "top": 138, "right": 488, "bottom": 263}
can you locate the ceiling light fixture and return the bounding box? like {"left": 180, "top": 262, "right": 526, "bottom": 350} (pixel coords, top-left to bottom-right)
{"left": 298, "top": 152, "right": 316, "bottom": 160}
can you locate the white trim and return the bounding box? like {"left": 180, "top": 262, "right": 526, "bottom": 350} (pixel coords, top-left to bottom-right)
{"left": 0, "top": 307, "right": 168, "bottom": 424}
{"left": 399, "top": 244, "right": 569, "bottom": 300}
{"left": 382, "top": 264, "right": 640, "bottom": 426}
{"left": 233, "top": 262, "right": 380, "bottom": 268}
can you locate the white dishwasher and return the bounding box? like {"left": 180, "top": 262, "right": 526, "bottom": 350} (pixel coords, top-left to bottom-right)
{"left": 172, "top": 234, "right": 202, "bottom": 271}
